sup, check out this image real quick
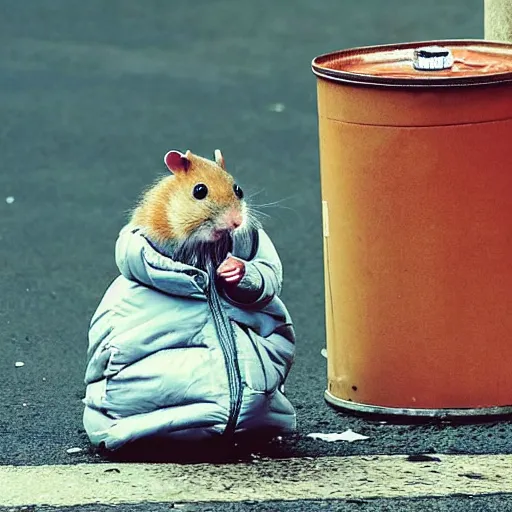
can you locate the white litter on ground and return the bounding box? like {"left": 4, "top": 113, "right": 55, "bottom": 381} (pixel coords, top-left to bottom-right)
{"left": 269, "top": 103, "right": 285, "bottom": 112}
{"left": 5, "top": 196, "right": 14, "bottom": 204}
{"left": 321, "top": 348, "right": 327, "bottom": 358}
{"left": 66, "top": 447, "right": 83, "bottom": 454}
{"left": 14, "top": 362, "right": 25, "bottom": 368}
{"left": 307, "top": 429, "right": 370, "bottom": 443}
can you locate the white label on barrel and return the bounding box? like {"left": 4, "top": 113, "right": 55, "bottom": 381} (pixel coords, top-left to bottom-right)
{"left": 322, "top": 201, "right": 329, "bottom": 238}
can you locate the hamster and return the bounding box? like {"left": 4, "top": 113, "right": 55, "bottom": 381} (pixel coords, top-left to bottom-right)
{"left": 82, "top": 151, "right": 296, "bottom": 449}
{"left": 130, "top": 148, "right": 258, "bottom": 285}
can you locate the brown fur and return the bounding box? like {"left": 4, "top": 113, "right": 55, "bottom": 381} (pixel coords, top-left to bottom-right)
{"left": 131, "top": 151, "right": 244, "bottom": 246}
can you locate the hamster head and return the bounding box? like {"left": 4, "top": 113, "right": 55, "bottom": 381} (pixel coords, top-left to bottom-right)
{"left": 162, "top": 149, "right": 248, "bottom": 243}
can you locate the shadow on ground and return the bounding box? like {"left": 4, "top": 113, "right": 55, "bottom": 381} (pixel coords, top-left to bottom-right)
{"left": 90, "top": 412, "right": 512, "bottom": 464}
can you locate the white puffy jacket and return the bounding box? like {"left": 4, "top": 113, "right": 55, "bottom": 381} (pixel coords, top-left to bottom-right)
{"left": 82, "top": 225, "right": 296, "bottom": 450}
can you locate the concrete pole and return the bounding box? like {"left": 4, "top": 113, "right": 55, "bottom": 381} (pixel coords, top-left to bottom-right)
{"left": 485, "top": 0, "right": 512, "bottom": 41}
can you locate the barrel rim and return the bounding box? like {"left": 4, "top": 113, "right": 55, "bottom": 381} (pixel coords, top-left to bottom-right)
{"left": 312, "top": 39, "right": 512, "bottom": 88}
{"left": 325, "top": 391, "right": 512, "bottom": 418}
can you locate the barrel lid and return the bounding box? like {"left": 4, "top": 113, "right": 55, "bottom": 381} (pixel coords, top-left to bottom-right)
{"left": 312, "top": 40, "right": 512, "bottom": 87}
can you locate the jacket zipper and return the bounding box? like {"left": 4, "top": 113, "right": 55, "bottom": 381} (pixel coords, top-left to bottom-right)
{"left": 206, "top": 278, "right": 243, "bottom": 437}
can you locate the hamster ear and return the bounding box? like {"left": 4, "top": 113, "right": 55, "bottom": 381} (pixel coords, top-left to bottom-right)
{"left": 164, "top": 150, "right": 191, "bottom": 173}
{"left": 214, "top": 149, "right": 225, "bottom": 170}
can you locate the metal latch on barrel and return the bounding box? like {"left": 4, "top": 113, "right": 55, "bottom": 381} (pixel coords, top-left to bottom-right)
{"left": 413, "top": 46, "right": 454, "bottom": 71}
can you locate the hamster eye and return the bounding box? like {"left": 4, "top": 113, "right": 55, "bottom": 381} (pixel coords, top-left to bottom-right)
{"left": 233, "top": 184, "right": 244, "bottom": 200}
{"left": 193, "top": 183, "right": 208, "bottom": 200}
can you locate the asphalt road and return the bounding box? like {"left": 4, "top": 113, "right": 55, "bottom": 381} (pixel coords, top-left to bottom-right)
{"left": 3, "top": 496, "right": 512, "bottom": 512}
{"left": 2, "top": 0, "right": 512, "bottom": 510}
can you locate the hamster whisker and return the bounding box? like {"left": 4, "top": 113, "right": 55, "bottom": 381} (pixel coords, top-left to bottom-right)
{"left": 243, "top": 207, "right": 268, "bottom": 225}
{"left": 252, "top": 202, "right": 294, "bottom": 211}
{"left": 252, "top": 199, "right": 300, "bottom": 215}
{"left": 247, "top": 211, "right": 271, "bottom": 228}
{"left": 246, "top": 189, "right": 266, "bottom": 200}
{"left": 251, "top": 193, "right": 299, "bottom": 208}
{"left": 249, "top": 202, "right": 301, "bottom": 223}
{"left": 247, "top": 205, "right": 270, "bottom": 217}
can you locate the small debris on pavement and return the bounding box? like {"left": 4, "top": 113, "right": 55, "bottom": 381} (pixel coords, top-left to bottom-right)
{"left": 406, "top": 454, "right": 441, "bottom": 463}
{"left": 321, "top": 348, "right": 327, "bottom": 358}
{"left": 5, "top": 196, "right": 14, "bottom": 204}
{"left": 250, "top": 453, "right": 261, "bottom": 463}
{"left": 14, "top": 361, "right": 25, "bottom": 368}
{"left": 22, "top": 403, "right": 27, "bottom": 407}
{"left": 307, "top": 429, "right": 369, "bottom": 443}
{"left": 104, "top": 468, "right": 121, "bottom": 473}
{"left": 269, "top": 103, "right": 285, "bottom": 113}
{"left": 66, "top": 447, "right": 83, "bottom": 454}
{"left": 459, "top": 472, "right": 485, "bottom": 480}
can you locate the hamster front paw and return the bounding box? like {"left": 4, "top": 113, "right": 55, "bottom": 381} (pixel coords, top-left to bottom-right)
{"left": 216, "top": 254, "right": 246, "bottom": 286}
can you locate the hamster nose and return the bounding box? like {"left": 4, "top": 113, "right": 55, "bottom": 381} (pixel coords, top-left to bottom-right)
{"left": 223, "top": 209, "right": 242, "bottom": 229}
{"left": 229, "top": 216, "right": 242, "bottom": 229}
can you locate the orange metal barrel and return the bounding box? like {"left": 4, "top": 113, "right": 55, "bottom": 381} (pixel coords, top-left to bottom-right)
{"left": 312, "top": 40, "right": 512, "bottom": 417}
